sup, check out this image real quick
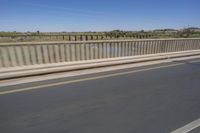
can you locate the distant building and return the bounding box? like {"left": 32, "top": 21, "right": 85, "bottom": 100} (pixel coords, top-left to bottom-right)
{"left": 153, "top": 29, "right": 178, "bottom": 33}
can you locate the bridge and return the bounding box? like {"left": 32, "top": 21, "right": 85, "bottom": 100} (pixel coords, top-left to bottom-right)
{"left": 0, "top": 38, "right": 200, "bottom": 133}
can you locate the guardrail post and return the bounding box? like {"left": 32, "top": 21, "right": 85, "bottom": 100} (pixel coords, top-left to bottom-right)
{"left": 80, "top": 43, "right": 85, "bottom": 60}
{"left": 8, "top": 46, "right": 17, "bottom": 67}
{"left": 1, "top": 47, "right": 10, "bottom": 67}
{"left": 60, "top": 44, "right": 66, "bottom": 62}
{"left": 16, "top": 46, "right": 25, "bottom": 66}
{"left": 70, "top": 44, "right": 76, "bottom": 61}
{"left": 22, "top": 45, "right": 31, "bottom": 65}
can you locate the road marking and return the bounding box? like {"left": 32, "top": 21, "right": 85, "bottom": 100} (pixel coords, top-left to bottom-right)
{"left": 171, "top": 118, "right": 200, "bottom": 133}
{"left": 0, "top": 62, "right": 185, "bottom": 95}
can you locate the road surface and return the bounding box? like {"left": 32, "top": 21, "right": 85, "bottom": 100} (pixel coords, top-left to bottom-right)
{"left": 0, "top": 58, "right": 200, "bottom": 133}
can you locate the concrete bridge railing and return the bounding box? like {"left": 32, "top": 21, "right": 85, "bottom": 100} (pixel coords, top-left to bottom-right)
{"left": 0, "top": 38, "right": 200, "bottom": 68}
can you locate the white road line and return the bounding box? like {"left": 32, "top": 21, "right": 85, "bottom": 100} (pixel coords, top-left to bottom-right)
{"left": 171, "top": 118, "right": 200, "bottom": 133}
{"left": 0, "top": 63, "right": 184, "bottom": 95}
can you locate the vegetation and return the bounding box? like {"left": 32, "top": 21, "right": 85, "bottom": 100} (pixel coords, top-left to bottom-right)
{"left": 0, "top": 27, "right": 200, "bottom": 42}
{"left": 0, "top": 31, "right": 20, "bottom": 37}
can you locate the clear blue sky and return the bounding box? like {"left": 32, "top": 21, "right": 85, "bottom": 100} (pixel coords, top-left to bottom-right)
{"left": 0, "top": 0, "right": 199, "bottom": 32}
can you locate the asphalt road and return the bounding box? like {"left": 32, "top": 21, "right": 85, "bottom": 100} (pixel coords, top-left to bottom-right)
{"left": 0, "top": 58, "right": 200, "bottom": 133}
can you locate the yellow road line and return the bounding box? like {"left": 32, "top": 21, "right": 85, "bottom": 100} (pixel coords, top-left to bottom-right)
{"left": 0, "top": 62, "right": 185, "bottom": 95}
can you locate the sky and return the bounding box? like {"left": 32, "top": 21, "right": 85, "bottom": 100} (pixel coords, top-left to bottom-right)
{"left": 0, "top": 0, "right": 200, "bottom": 32}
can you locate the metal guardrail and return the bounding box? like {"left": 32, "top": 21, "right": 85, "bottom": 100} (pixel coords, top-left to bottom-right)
{"left": 0, "top": 38, "right": 200, "bottom": 68}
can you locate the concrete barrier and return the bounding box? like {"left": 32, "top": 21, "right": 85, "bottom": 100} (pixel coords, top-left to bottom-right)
{"left": 0, "top": 50, "right": 200, "bottom": 80}
{"left": 0, "top": 38, "right": 200, "bottom": 68}
{"left": 0, "top": 38, "right": 200, "bottom": 79}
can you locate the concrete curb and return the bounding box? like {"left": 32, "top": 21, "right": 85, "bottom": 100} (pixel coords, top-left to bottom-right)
{"left": 0, "top": 50, "right": 200, "bottom": 80}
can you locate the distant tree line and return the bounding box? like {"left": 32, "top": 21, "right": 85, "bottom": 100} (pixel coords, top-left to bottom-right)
{"left": 0, "top": 27, "right": 200, "bottom": 38}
